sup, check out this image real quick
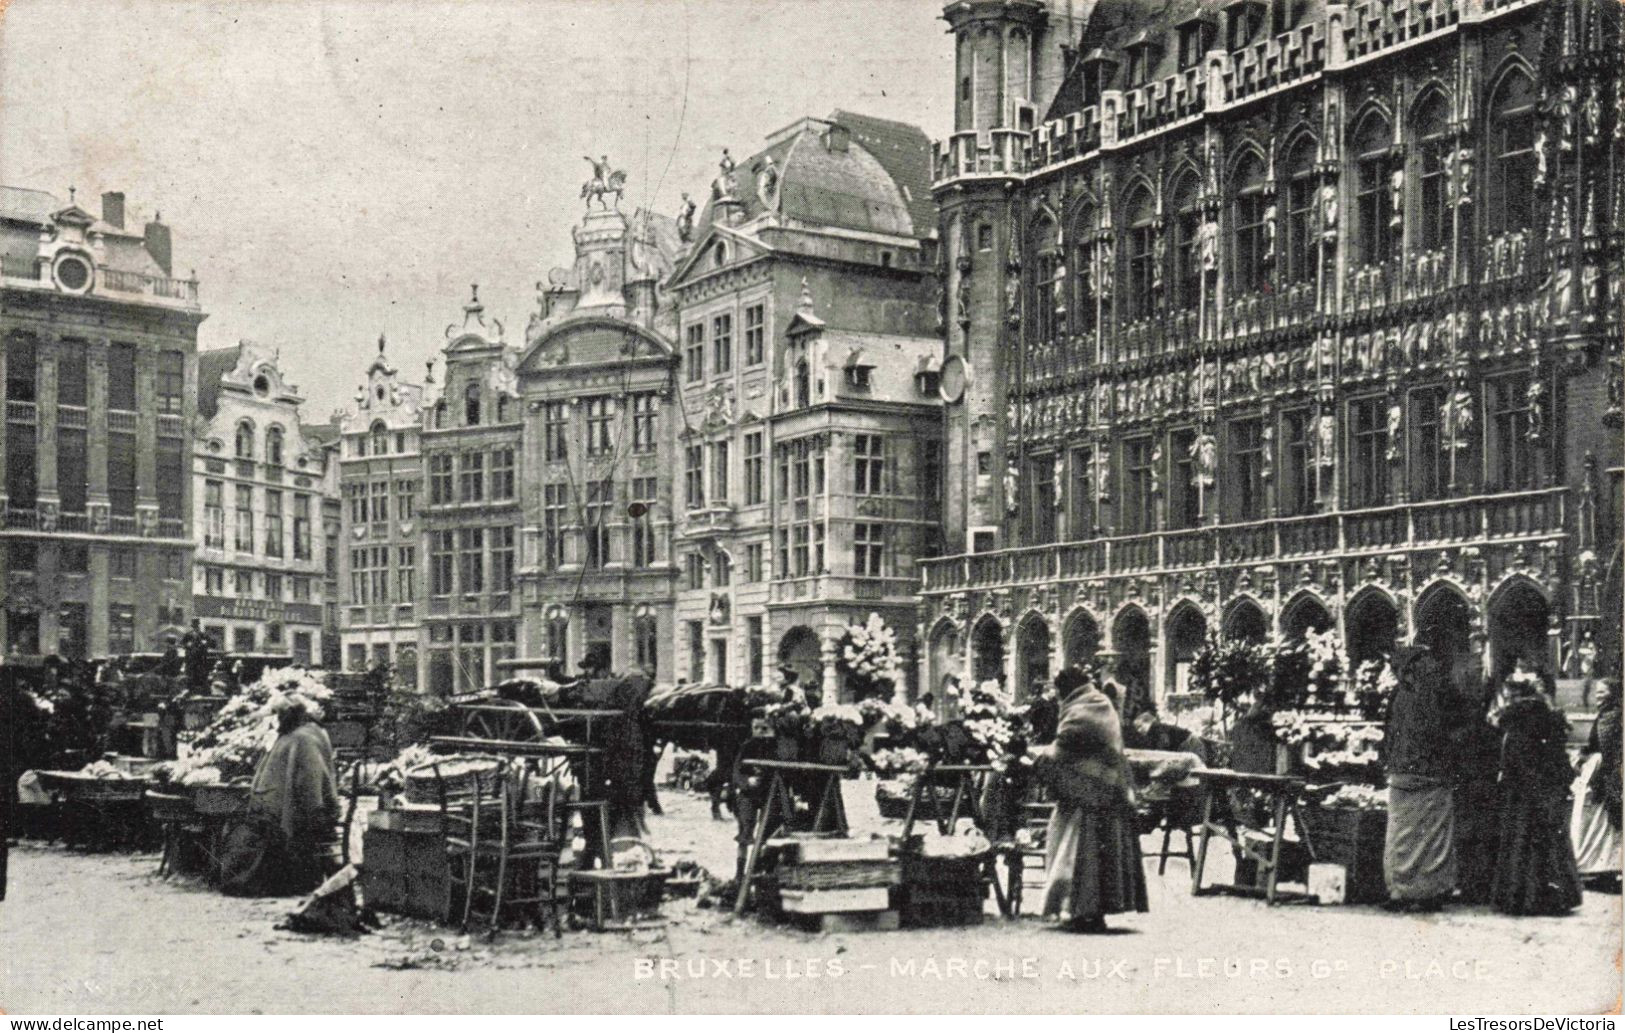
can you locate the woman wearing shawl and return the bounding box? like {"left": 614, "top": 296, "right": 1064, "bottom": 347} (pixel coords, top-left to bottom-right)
{"left": 1032, "top": 665, "right": 1147, "bottom": 933}
{"left": 220, "top": 695, "right": 341, "bottom": 896}
{"left": 1489, "top": 661, "right": 1583, "bottom": 915}
{"left": 1381, "top": 645, "right": 1463, "bottom": 911}
{"left": 1571, "top": 678, "right": 1621, "bottom": 887}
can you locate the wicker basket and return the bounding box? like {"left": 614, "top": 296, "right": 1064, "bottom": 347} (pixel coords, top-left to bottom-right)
{"left": 191, "top": 783, "right": 252, "bottom": 817}
{"left": 143, "top": 790, "right": 196, "bottom": 824}
{"left": 404, "top": 759, "right": 503, "bottom": 801}
{"left": 1299, "top": 805, "right": 1388, "bottom": 904}
{"left": 37, "top": 771, "right": 149, "bottom": 803}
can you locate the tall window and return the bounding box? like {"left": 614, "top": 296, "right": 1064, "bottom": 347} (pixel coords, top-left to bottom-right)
{"left": 684, "top": 445, "right": 704, "bottom": 510}
{"left": 157, "top": 437, "right": 184, "bottom": 520}
{"left": 1068, "top": 444, "right": 1094, "bottom": 537}
{"left": 585, "top": 398, "right": 614, "bottom": 455}
{"left": 685, "top": 551, "right": 704, "bottom": 590}
{"left": 1353, "top": 112, "right": 1395, "bottom": 265}
{"left": 235, "top": 421, "right": 255, "bottom": 460}
{"left": 159, "top": 350, "right": 187, "bottom": 413}
{"left": 429, "top": 454, "right": 454, "bottom": 504}
{"left": 430, "top": 531, "right": 455, "bottom": 595}
{"left": 1122, "top": 436, "right": 1155, "bottom": 533}
{"left": 710, "top": 440, "right": 730, "bottom": 501}
{"left": 744, "top": 304, "right": 765, "bottom": 365}
{"left": 370, "top": 421, "right": 388, "bottom": 457}
{"left": 293, "top": 493, "right": 312, "bottom": 560}
{"left": 543, "top": 402, "right": 569, "bottom": 461}
{"left": 685, "top": 323, "right": 705, "bottom": 382}
{"left": 631, "top": 394, "right": 657, "bottom": 453}
{"left": 630, "top": 476, "right": 657, "bottom": 566}
{"left": 853, "top": 434, "right": 884, "bottom": 495}
{"left": 711, "top": 313, "right": 733, "bottom": 374}
{"left": 1487, "top": 70, "right": 1538, "bottom": 236}
{"left": 266, "top": 425, "right": 285, "bottom": 467}
{"left": 204, "top": 480, "right": 225, "bottom": 548}
{"left": 490, "top": 526, "right": 515, "bottom": 593}
{"left": 459, "top": 452, "right": 484, "bottom": 502}
{"left": 1487, "top": 376, "right": 1534, "bottom": 490}
{"left": 747, "top": 616, "right": 764, "bottom": 684}
{"left": 395, "top": 479, "right": 416, "bottom": 521}
{"left": 58, "top": 428, "right": 85, "bottom": 513}
{"left": 396, "top": 546, "right": 416, "bottom": 602}
{"left": 1227, "top": 417, "right": 1265, "bottom": 522}
{"left": 490, "top": 447, "right": 515, "bottom": 500}
{"left": 1024, "top": 453, "right": 1056, "bottom": 543}
{"left": 1071, "top": 206, "right": 1097, "bottom": 337}
{"left": 108, "top": 432, "right": 135, "bottom": 515}
{"left": 264, "top": 490, "right": 285, "bottom": 557}
{"left": 635, "top": 614, "right": 660, "bottom": 676}
{"left": 463, "top": 381, "right": 482, "bottom": 426}
{"left": 687, "top": 621, "right": 704, "bottom": 682}
{"left": 1125, "top": 189, "right": 1156, "bottom": 321}
{"left": 1280, "top": 408, "right": 1315, "bottom": 516}
{"left": 368, "top": 547, "right": 388, "bottom": 605}
{"left": 1284, "top": 137, "right": 1317, "bottom": 285}
{"left": 541, "top": 484, "right": 567, "bottom": 571}
{"left": 584, "top": 480, "right": 612, "bottom": 569}
{"left": 1349, "top": 396, "right": 1389, "bottom": 507}
{"left": 370, "top": 480, "right": 389, "bottom": 523}
{"left": 1031, "top": 216, "right": 1060, "bottom": 342}
{"left": 458, "top": 528, "right": 484, "bottom": 593}
{"left": 711, "top": 549, "right": 731, "bottom": 586}
{"left": 854, "top": 522, "right": 884, "bottom": 576}
{"left": 1168, "top": 428, "right": 1199, "bottom": 530}
{"left": 228, "top": 486, "right": 252, "bottom": 553}
{"left": 794, "top": 358, "right": 811, "bottom": 408}
{"left": 1409, "top": 386, "right": 1448, "bottom": 501}
{"left": 107, "top": 343, "right": 136, "bottom": 409}
{"left": 1231, "top": 153, "right": 1269, "bottom": 294}
{"left": 744, "top": 431, "right": 764, "bottom": 505}
{"left": 1414, "top": 93, "right": 1452, "bottom": 252}
{"left": 1171, "top": 176, "right": 1202, "bottom": 311}
{"left": 6, "top": 333, "right": 35, "bottom": 402}
{"left": 745, "top": 542, "right": 764, "bottom": 582}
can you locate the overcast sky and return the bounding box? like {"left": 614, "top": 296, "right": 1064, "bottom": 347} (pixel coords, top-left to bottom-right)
{"left": 0, "top": 0, "right": 952, "bottom": 420}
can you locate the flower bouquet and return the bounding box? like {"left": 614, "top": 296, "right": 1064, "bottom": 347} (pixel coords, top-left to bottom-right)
{"left": 163, "top": 666, "right": 335, "bottom": 785}
{"left": 1304, "top": 628, "right": 1350, "bottom": 707}
{"left": 836, "top": 613, "right": 903, "bottom": 702}
{"left": 1352, "top": 659, "right": 1397, "bottom": 720}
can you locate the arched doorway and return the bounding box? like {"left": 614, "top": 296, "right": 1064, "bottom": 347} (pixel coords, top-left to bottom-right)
{"left": 1222, "top": 598, "right": 1269, "bottom": 644}
{"left": 1488, "top": 579, "right": 1551, "bottom": 684}
{"left": 1015, "top": 613, "right": 1052, "bottom": 701}
{"left": 1345, "top": 589, "right": 1399, "bottom": 666}
{"left": 1062, "top": 609, "right": 1101, "bottom": 669}
{"left": 1279, "top": 593, "right": 1332, "bottom": 641}
{"left": 1164, "top": 604, "right": 1208, "bottom": 697}
{"left": 925, "top": 621, "right": 960, "bottom": 714}
{"left": 1414, "top": 583, "right": 1475, "bottom": 696}
{"left": 970, "top": 614, "right": 1005, "bottom": 686}
{"left": 1111, "top": 606, "right": 1151, "bottom": 703}
{"left": 777, "top": 625, "right": 822, "bottom": 694}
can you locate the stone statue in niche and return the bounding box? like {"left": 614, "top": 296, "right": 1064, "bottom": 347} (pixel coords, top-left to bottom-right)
{"left": 1260, "top": 426, "right": 1275, "bottom": 481}
{"left": 1556, "top": 85, "right": 1577, "bottom": 153}
{"left": 1385, "top": 401, "right": 1403, "bottom": 462}
{"left": 1199, "top": 220, "right": 1219, "bottom": 271}
{"left": 1388, "top": 168, "right": 1404, "bottom": 229}
{"left": 1053, "top": 456, "right": 1065, "bottom": 509}
{"left": 1094, "top": 450, "right": 1111, "bottom": 502}
{"left": 1152, "top": 231, "right": 1166, "bottom": 292}
{"left": 1441, "top": 385, "right": 1474, "bottom": 453}
{"left": 1582, "top": 263, "right": 1601, "bottom": 315}
{"left": 1527, "top": 379, "right": 1545, "bottom": 443}
{"left": 1190, "top": 432, "right": 1217, "bottom": 488}
{"left": 1315, "top": 412, "right": 1337, "bottom": 467}
{"left": 1150, "top": 441, "right": 1163, "bottom": 496}
{"left": 1455, "top": 148, "right": 1473, "bottom": 207}
{"left": 677, "top": 192, "right": 697, "bottom": 242}
{"left": 1004, "top": 461, "right": 1021, "bottom": 516}
{"left": 712, "top": 149, "right": 738, "bottom": 201}
{"left": 1534, "top": 127, "right": 1549, "bottom": 187}
{"left": 1204, "top": 140, "right": 1220, "bottom": 195}
{"left": 1098, "top": 240, "right": 1114, "bottom": 296}
{"left": 1319, "top": 183, "right": 1339, "bottom": 243}
{"left": 1263, "top": 201, "right": 1278, "bottom": 264}
{"left": 956, "top": 263, "right": 972, "bottom": 328}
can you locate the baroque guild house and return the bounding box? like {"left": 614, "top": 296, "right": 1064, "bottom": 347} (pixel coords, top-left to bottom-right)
{"left": 921, "top": 0, "right": 1622, "bottom": 706}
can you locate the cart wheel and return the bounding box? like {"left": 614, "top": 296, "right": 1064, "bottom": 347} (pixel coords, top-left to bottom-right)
{"left": 462, "top": 698, "right": 545, "bottom": 745}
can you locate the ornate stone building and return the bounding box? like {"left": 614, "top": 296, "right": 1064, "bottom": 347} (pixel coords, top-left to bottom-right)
{"left": 192, "top": 341, "right": 336, "bottom": 662}
{"left": 334, "top": 337, "right": 426, "bottom": 685}
{"left": 667, "top": 113, "right": 943, "bottom": 696}
{"left": 0, "top": 186, "right": 204, "bottom": 657}
{"left": 921, "top": 0, "right": 1622, "bottom": 704}
{"left": 420, "top": 291, "right": 524, "bottom": 693}
{"left": 517, "top": 200, "right": 682, "bottom": 678}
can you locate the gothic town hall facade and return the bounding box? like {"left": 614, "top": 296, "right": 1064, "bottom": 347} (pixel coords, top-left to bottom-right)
{"left": 919, "top": 0, "right": 1623, "bottom": 708}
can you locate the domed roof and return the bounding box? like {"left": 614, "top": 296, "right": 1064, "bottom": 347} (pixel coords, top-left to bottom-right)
{"left": 700, "top": 112, "right": 930, "bottom": 240}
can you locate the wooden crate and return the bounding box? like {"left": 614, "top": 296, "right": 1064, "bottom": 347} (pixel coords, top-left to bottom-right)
{"left": 1299, "top": 806, "right": 1387, "bottom": 905}
{"left": 779, "top": 886, "right": 891, "bottom": 914}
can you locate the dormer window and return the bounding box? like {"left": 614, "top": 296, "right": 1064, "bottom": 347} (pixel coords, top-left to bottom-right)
{"left": 794, "top": 358, "right": 811, "bottom": 409}
{"left": 844, "top": 350, "right": 874, "bottom": 391}
{"left": 1125, "top": 40, "right": 1158, "bottom": 87}
{"left": 1178, "top": 20, "right": 1210, "bottom": 69}
{"left": 464, "top": 381, "right": 481, "bottom": 426}
{"left": 1226, "top": 1, "right": 1265, "bottom": 50}
{"left": 1271, "top": 0, "right": 1307, "bottom": 36}
{"left": 712, "top": 240, "right": 728, "bottom": 268}
{"left": 370, "top": 421, "right": 388, "bottom": 457}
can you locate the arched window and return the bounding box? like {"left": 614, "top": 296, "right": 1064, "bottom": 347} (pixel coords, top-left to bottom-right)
{"left": 1353, "top": 111, "right": 1395, "bottom": 264}
{"left": 1486, "top": 69, "right": 1537, "bottom": 236}
{"left": 1283, "top": 136, "right": 1318, "bottom": 284}
{"left": 234, "top": 421, "right": 254, "bottom": 460}
{"left": 794, "top": 359, "right": 810, "bottom": 409}
{"left": 266, "top": 425, "right": 285, "bottom": 467}
{"left": 369, "top": 420, "right": 388, "bottom": 457}
{"left": 1030, "top": 214, "right": 1060, "bottom": 343}
{"left": 463, "top": 381, "right": 481, "bottom": 426}
{"left": 1170, "top": 174, "right": 1202, "bottom": 310}
{"left": 497, "top": 394, "right": 511, "bottom": 423}
{"left": 1124, "top": 187, "right": 1156, "bottom": 321}
{"left": 1413, "top": 91, "right": 1452, "bottom": 251}
{"left": 1231, "top": 152, "right": 1268, "bottom": 294}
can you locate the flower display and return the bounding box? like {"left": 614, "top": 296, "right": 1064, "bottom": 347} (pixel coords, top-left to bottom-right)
{"left": 1319, "top": 783, "right": 1389, "bottom": 810}
{"left": 167, "top": 666, "right": 335, "bottom": 784}
{"left": 1190, "top": 634, "right": 1270, "bottom": 709}
{"left": 869, "top": 747, "right": 931, "bottom": 778}
{"left": 1304, "top": 628, "right": 1350, "bottom": 704}
{"left": 1269, "top": 710, "right": 1384, "bottom": 780}
{"left": 836, "top": 613, "right": 903, "bottom": 701}
{"left": 1352, "top": 659, "right": 1399, "bottom": 719}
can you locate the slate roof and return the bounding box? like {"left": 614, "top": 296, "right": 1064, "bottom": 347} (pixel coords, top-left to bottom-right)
{"left": 195, "top": 348, "right": 239, "bottom": 421}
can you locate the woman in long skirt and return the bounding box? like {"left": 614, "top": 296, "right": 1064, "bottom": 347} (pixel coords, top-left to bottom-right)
{"left": 1571, "top": 679, "right": 1621, "bottom": 887}
{"left": 1033, "top": 666, "right": 1147, "bottom": 933}
{"left": 1489, "top": 665, "right": 1583, "bottom": 916}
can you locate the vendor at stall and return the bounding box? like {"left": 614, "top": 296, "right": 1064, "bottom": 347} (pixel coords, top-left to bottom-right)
{"left": 1381, "top": 645, "right": 1465, "bottom": 912}
{"left": 220, "top": 693, "right": 340, "bottom": 896}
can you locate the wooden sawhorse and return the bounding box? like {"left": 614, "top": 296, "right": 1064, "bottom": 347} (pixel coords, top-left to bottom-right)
{"left": 899, "top": 763, "right": 1010, "bottom": 917}
{"left": 732, "top": 759, "right": 850, "bottom": 915}
{"left": 1189, "top": 768, "right": 1316, "bottom": 905}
